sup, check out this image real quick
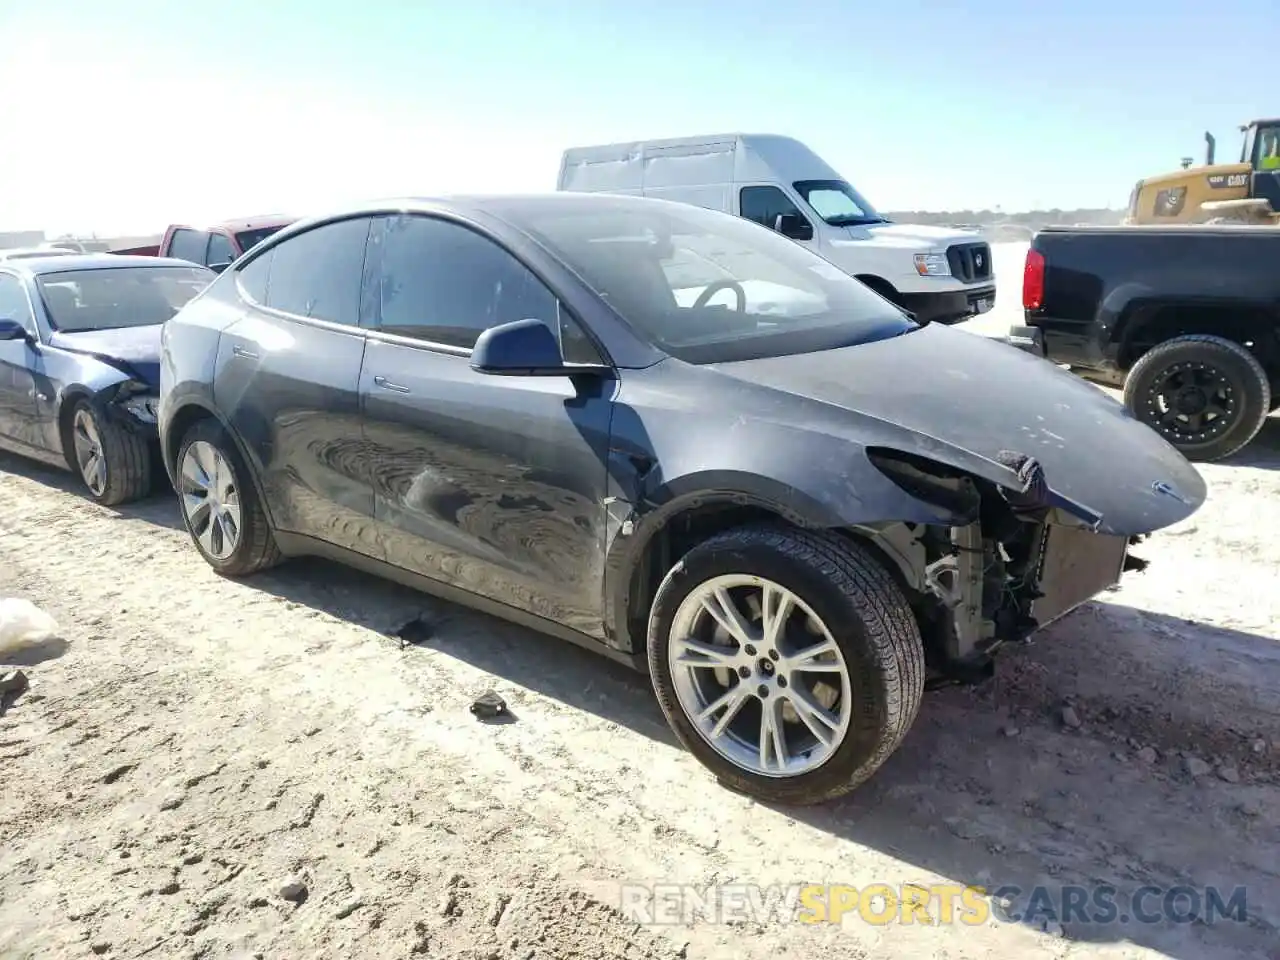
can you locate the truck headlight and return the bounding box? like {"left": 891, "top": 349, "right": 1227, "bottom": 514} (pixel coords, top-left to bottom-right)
{"left": 913, "top": 253, "right": 951, "bottom": 277}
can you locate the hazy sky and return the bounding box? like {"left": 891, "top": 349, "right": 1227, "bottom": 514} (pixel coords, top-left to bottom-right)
{"left": 1, "top": 0, "right": 1273, "bottom": 235}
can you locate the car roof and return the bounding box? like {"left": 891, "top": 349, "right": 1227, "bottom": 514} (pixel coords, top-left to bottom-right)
{"left": 2, "top": 253, "right": 214, "bottom": 277}
{"left": 174, "top": 215, "right": 295, "bottom": 233}
{"left": 0, "top": 246, "right": 81, "bottom": 260}
{"left": 275, "top": 192, "right": 709, "bottom": 236}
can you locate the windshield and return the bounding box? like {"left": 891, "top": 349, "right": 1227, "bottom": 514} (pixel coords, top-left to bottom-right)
{"left": 515, "top": 198, "right": 914, "bottom": 364}
{"left": 793, "top": 180, "right": 887, "bottom": 226}
{"left": 235, "top": 225, "right": 287, "bottom": 253}
{"left": 37, "top": 266, "right": 214, "bottom": 332}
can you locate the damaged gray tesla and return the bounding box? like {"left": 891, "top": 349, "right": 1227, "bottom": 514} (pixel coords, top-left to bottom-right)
{"left": 157, "top": 194, "right": 1206, "bottom": 805}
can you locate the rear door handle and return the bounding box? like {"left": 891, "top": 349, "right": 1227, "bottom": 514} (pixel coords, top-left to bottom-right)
{"left": 232, "top": 345, "right": 259, "bottom": 360}
{"left": 373, "top": 375, "right": 410, "bottom": 394}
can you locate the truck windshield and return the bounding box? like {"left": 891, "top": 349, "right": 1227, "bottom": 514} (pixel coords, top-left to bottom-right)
{"left": 515, "top": 196, "right": 914, "bottom": 364}
{"left": 793, "top": 180, "right": 888, "bottom": 226}
{"left": 37, "top": 265, "right": 214, "bottom": 332}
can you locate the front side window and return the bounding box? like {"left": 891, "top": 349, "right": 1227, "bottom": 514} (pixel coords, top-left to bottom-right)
{"left": 259, "top": 217, "right": 371, "bottom": 326}
{"left": 793, "top": 179, "right": 886, "bottom": 226}
{"left": 739, "top": 186, "right": 805, "bottom": 230}
{"left": 374, "top": 214, "right": 563, "bottom": 352}
{"left": 36, "top": 266, "right": 214, "bottom": 332}
{"left": 167, "top": 229, "right": 210, "bottom": 265}
{"left": 0, "top": 274, "right": 35, "bottom": 332}
{"left": 516, "top": 197, "right": 914, "bottom": 364}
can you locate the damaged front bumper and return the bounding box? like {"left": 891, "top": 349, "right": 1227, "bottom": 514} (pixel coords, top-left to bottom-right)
{"left": 863, "top": 447, "right": 1164, "bottom": 683}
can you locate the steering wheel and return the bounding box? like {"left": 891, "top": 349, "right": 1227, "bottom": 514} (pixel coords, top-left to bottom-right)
{"left": 692, "top": 279, "right": 747, "bottom": 312}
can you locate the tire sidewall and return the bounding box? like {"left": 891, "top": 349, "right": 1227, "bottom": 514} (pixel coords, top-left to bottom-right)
{"left": 1127, "top": 339, "right": 1269, "bottom": 460}
{"left": 175, "top": 420, "right": 259, "bottom": 571}
{"left": 646, "top": 535, "right": 897, "bottom": 801}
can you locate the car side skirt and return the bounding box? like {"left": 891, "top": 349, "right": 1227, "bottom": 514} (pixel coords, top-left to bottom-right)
{"left": 271, "top": 531, "right": 648, "bottom": 673}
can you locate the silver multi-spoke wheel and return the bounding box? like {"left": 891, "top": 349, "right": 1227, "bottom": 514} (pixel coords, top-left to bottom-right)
{"left": 668, "top": 574, "right": 852, "bottom": 778}
{"left": 179, "top": 440, "right": 243, "bottom": 560}
{"left": 72, "top": 407, "right": 107, "bottom": 496}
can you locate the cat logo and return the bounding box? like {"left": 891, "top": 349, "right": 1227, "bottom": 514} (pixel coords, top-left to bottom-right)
{"left": 1207, "top": 173, "right": 1249, "bottom": 190}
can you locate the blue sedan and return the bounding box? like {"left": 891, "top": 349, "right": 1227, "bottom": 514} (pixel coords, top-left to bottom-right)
{"left": 0, "top": 254, "right": 214, "bottom": 504}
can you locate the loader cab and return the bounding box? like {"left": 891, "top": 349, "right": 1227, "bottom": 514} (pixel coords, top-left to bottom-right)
{"left": 1242, "top": 119, "right": 1280, "bottom": 212}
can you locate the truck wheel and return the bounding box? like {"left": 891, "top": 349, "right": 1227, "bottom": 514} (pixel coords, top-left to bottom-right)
{"left": 646, "top": 523, "right": 925, "bottom": 805}
{"left": 1123, "top": 334, "right": 1271, "bottom": 462}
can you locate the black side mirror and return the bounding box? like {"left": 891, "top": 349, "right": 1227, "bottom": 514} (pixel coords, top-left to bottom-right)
{"left": 470, "top": 318, "right": 571, "bottom": 376}
{"left": 208, "top": 262, "right": 232, "bottom": 274}
{"left": 0, "top": 318, "right": 30, "bottom": 342}
{"left": 774, "top": 213, "right": 814, "bottom": 241}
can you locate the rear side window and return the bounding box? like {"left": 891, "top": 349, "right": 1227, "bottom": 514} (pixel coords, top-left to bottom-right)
{"left": 207, "top": 232, "right": 236, "bottom": 267}
{"left": 168, "top": 229, "right": 210, "bottom": 265}
{"left": 739, "top": 187, "right": 805, "bottom": 229}
{"left": 0, "top": 274, "right": 35, "bottom": 332}
{"left": 256, "top": 217, "right": 372, "bottom": 326}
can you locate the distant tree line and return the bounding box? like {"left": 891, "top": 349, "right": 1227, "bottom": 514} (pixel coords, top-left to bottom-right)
{"left": 882, "top": 207, "right": 1126, "bottom": 233}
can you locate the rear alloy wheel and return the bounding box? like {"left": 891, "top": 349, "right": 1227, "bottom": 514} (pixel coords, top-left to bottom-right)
{"left": 1124, "top": 334, "right": 1271, "bottom": 462}
{"left": 67, "top": 398, "right": 153, "bottom": 506}
{"left": 176, "top": 419, "right": 281, "bottom": 576}
{"left": 647, "top": 524, "right": 925, "bottom": 805}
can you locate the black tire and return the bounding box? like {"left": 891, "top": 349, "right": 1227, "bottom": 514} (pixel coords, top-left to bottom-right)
{"left": 65, "top": 397, "right": 153, "bottom": 506}
{"left": 1123, "top": 334, "right": 1271, "bottom": 462}
{"left": 646, "top": 523, "right": 925, "bottom": 806}
{"left": 175, "top": 418, "right": 281, "bottom": 576}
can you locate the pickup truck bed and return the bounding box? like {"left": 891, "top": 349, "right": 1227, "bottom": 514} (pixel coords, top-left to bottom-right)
{"left": 1011, "top": 224, "right": 1280, "bottom": 461}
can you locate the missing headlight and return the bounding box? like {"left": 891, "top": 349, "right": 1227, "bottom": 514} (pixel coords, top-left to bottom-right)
{"left": 866, "top": 448, "right": 981, "bottom": 522}
{"left": 118, "top": 392, "right": 158, "bottom": 424}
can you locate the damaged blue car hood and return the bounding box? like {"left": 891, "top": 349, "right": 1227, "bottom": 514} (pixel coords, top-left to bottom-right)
{"left": 48, "top": 325, "right": 162, "bottom": 390}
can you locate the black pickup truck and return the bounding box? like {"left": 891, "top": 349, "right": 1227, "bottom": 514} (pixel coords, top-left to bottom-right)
{"left": 1009, "top": 224, "right": 1280, "bottom": 461}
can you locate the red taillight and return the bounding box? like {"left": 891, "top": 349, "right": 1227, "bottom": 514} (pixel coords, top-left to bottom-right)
{"left": 1022, "top": 248, "right": 1045, "bottom": 311}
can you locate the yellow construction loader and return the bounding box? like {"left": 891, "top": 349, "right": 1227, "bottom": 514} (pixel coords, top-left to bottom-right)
{"left": 1124, "top": 118, "right": 1280, "bottom": 224}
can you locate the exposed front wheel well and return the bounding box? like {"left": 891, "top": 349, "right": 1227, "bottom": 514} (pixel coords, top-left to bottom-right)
{"left": 622, "top": 502, "right": 915, "bottom": 654}
{"left": 855, "top": 275, "right": 903, "bottom": 305}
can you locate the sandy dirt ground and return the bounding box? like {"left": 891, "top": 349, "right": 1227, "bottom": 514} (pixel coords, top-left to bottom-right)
{"left": 2, "top": 246, "right": 1279, "bottom": 960}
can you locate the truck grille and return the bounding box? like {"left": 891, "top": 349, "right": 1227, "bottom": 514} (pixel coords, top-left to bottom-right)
{"left": 946, "top": 242, "right": 993, "bottom": 283}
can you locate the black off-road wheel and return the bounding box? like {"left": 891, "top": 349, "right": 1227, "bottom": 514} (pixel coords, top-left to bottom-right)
{"left": 646, "top": 523, "right": 925, "bottom": 806}
{"left": 1123, "top": 335, "right": 1271, "bottom": 462}
{"left": 175, "top": 418, "right": 281, "bottom": 576}
{"left": 64, "top": 397, "right": 153, "bottom": 506}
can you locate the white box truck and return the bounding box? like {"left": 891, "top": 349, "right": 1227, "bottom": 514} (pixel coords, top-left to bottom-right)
{"left": 556, "top": 133, "right": 996, "bottom": 325}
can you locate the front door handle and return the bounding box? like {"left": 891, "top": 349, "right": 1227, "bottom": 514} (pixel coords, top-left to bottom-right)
{"left": 373, "top": 375, "right": 410, "bottom": 394}
{"left": 232, "top": 345, "right": 259, "bottom": 360}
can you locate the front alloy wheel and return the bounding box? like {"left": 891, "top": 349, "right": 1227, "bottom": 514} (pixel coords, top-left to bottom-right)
{"left": 66, "top": 398, "right": 153, "bottom": 506}
{"left": 647, "top": 523, "right": 925, "bottom": 805}
{"left": 668, "top": 575, "right": 852, "bottom": 777}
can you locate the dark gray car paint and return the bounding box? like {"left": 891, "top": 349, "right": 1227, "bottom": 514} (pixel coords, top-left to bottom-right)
{"left": 158, "top": 194, "right": 1206, "bottom": 660}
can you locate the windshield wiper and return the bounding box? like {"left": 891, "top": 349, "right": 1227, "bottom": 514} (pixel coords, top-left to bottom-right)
{"left": 826, "top": 215, "right": 889, "bottom": 226}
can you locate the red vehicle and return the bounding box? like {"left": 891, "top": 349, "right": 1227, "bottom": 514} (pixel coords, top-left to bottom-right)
{"left": 157, "top": 215, "right": 294, "bottom": 272}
